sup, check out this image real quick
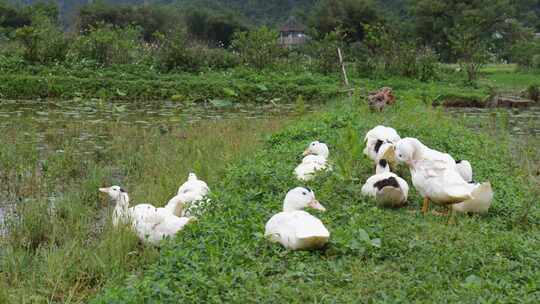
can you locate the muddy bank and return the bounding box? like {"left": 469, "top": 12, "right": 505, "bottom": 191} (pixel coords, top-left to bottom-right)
{"left": 433, "top": 94, "right": 537, "bottom": 108}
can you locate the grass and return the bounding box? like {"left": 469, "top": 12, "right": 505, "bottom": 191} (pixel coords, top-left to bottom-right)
{"left": 0, "top": 116, "right": 288, "bottom": 303}
{"left": 91, "top": 97, "right": 539, "bottom": 302}
{"left": 1, "top": 64, "right": 538, "bottom": 303}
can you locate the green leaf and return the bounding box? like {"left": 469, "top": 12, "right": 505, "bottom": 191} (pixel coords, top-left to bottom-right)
{"left": 371, "top": 238, "right": 381, "bottom": 248}
{"left": 255, "top": 84, "right": 268, "bottom": 91}
{"left": 223, "top": 88, "right": 238, "bottom": 97}
{"left": 358, "top": 228, "right": 370, "bottom": 242}
{"left": 116, "top": 88, "right": 127, "bottom": 97}
{"left": 209, "top": 99, "right": 233, "bottom": 107}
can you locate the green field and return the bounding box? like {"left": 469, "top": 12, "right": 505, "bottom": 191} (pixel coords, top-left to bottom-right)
{"left": 1, "top": 65, "right": 539, "bottom": 303}
{"left": 93, "top": 96, "right": 539, "bottom": 303}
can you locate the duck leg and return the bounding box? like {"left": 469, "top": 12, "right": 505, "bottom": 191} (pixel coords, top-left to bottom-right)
{"left": 447, "top": 206, "right": 456, "bottom": 225}
{"left": 421, "top": 197, "right": 430, "bottom": 214}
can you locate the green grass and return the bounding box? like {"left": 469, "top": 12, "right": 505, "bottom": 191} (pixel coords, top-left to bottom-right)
{"left": 92, "top": 98, "right": 539, "bottom": 303}
{"left": 0, "top": 117, "right": 287, "bottom": 303}
{"left": 1, "top": 64, "right": 538, "bottom": 303}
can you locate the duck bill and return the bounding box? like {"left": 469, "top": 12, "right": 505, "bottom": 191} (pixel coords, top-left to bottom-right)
{"left": 308, "top": 200, "right": 326, "bottom": 211}
{"left": 99, "top": 187, "right": 110, "bottom": 193}
{"left": 381, "top": 145, "right": 396, "bottom": 164}
{"left": 303, "top": 149, "right": 310, "bottom": 156}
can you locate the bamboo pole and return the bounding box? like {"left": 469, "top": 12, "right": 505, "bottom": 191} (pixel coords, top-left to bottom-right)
{"left": 337, "top": 48, "right": 352, "bottom": 97}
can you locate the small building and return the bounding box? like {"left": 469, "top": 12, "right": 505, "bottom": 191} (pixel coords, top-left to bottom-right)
{"left": 279, "top": 16, "right": 308, "bottom": 46}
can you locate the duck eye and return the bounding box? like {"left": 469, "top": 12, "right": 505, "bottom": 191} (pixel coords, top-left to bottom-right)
{"left": 302, "top": 192, "right": 307, "bottom": 195}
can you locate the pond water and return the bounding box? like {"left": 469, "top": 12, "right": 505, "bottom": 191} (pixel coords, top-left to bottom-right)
{"left": 0, "top": 99, "right": 314, "bottom": 158}
{"left": 445, "top": 106, "right": 540, "bottom": 137}
{"left": 0, "top": 99, "right": 312, "bottom": 234}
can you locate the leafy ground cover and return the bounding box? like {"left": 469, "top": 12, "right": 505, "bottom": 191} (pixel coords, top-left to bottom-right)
{"left": 93, "top": 98, "right": 539, "bottom": 303}
{"left": 0, "top": 117, "right": 287, "bottom": 303}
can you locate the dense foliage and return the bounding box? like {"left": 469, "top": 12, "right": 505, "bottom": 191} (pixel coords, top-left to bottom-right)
{"left": 1, "top": 0, "right": 539, "bottom": 80}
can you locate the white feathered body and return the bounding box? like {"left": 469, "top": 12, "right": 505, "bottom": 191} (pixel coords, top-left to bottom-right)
{"left": 166, "top": 176, "right": 210, "bottom": 216}
{"left": 455, "top": 160, "right": 473, "bottom": 183}
{"left": 361, "top": 172, "right": 409, "bottom": 207}
{"left": 114, "top": 203, "right": 192, "bottom": 246}
{"left": 294, "top": 155, "right": 330, "bottom": 181}
{"left": 409, "top": 145, "right": 493, "bottom": 209}
{"left": 265, "top": 211, "right": 330, "bottom": 250}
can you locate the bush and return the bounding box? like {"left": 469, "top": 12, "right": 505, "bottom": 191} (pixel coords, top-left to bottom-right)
{"left": 358, "top": 24, "right": 439, "bottom": 81}
{"left": 510, "top": 39, "right": 540, "bottom": 70}
{"left": 69, "top": 23, "right": 142, "bottom": 66}
{"left": 301, "top": 30, "right": 344, "bottom": 75}
{"left": 155, "top": 31, "right": 202, "bottom": 72}
{"left": 14, "top": 14, "right": 68, "bottom": 64}
{"left": 231, "top": 27, "right": 286, "bottom": 69}
{"left": 184, "top": 9, "right": 247, "bottom": 47}
{"left": 78, "top": 3, "right": 176, "bottom": 42}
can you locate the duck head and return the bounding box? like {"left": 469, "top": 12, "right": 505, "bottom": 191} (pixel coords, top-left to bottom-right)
{"left": 303, "top": 141, "right": 329, "bottom": 159}
{"left": 99, "top": 185, "right": 129, "bottom": 207}
{"left": 187, "top": 172, "right": 198, "bottom": 181}
{"left": 394, "top": 138, "right": 424, "bottom": 167}
{"left": 283, "top": 187, "right": 326, "bottom": 212}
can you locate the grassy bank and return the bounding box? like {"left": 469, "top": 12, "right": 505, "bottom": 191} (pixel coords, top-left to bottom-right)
{"left": 92, "top": 98, "right": 539, "bottom": 302}
{"left": 0, "top": 65, "right": 342, "bottom": 102}
{"left": 0, "top": 117, "right": 287, "bottom": 303}
{"left": 2, "top": 62, "right": 538, "bottom": 104}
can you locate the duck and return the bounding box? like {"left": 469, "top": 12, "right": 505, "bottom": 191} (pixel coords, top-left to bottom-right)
{"left": 99, "top": 186, "right": 196, "bottom": 246}
{"left": 361, "top": 159, "right": 409, "bottom": 207}
{"left": 392, "top": 138, "right": 493, "bottom": 221}
{"left": 455, "top": 159, "right": 473, "bottom": 183}
{"left": 363, "top": 125, "right": 401, "bottom": 165}
{"left": 265, "top": 187, "right": 329, "bottom": 250}
{"left": 165, "top": 173, "right": 210, "bottom": 217}
{"left": 294, "top": 141, "right": 330, "bottom": 181}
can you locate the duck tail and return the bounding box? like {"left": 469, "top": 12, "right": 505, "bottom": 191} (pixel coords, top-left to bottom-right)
{"left": 453, "top": 182, "right": 493, "bottom": 213}
{"left": 376, "top": 187, "right": 406, "bottom": 207}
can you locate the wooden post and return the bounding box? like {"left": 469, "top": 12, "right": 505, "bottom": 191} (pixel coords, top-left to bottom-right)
{"left": 337, "top": 48, "right": 352, "bottom": 97}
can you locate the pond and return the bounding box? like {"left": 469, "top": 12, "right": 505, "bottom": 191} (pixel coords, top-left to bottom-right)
{"left": 0, "top": 99, "right": 314, "bottom": 235}
{"left": 0, "top": 99, "right": 308, "bottom": 149}
{"left": 445, "top": 106, "right": 540, "bottom": 137}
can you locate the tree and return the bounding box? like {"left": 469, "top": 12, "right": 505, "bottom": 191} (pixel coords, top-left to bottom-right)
{"left": 77, "top": 3, "right": 176, "bottom": 42}
{"left": 448, "top": 22, "right": 490, "bottom": 84}
{"left": 411, "top": 0, "right": 514, "bottom": 61}
{"left": 231, "top": 27, "right": 285, "bottom": 69}
{"left": 309, "top": 0, "right": 379, "bottom": 42}
{"left": 184, "top": 9, "right": 247, "bottom": 47}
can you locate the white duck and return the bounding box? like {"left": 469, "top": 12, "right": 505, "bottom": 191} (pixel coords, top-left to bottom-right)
{"left": 165, "top": 173, "right": 210, "bottom": 217}
{"left": 99, "top": 186, "right": 196, "bottom": 246}
{"left": 392, "top": 138, "right": 493, "bottom": 219}
{"left": 265, "top": 187, "right": 329, "bottom": 250}
{"left": 361, "top": 159, "right": 409, "bottom": 207}
{"left": 294, "top": 141, "right": 330, "bottom": 181}
{"left": 363, "top": 125, "right": 401, "bottom": 163}
{"left": 455, "top": 159, "right": 473, "bottom": 183}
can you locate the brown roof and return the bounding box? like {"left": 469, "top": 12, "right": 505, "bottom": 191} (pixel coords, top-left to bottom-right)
{"left": 280, "top": 16, "right": 306, "bottom": 33}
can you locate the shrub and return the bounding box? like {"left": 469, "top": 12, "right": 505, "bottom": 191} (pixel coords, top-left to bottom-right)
{"left": 14, "top": 14, "right": 68, "bottom": 64}
{"left": 302, "top": 30, "right": 344, "bottom": 75}
{"left": 231, "top": 27, "right": 286, "bottom": 69}
{"left": 510, "top": 39, "right": 540, "bottom": 70}
{"left": 78, "top": 3, "right": 176, "bottom": 42}
{"left": 184, "top": 9, "right": 247, "bottom": 47}
{"left": 359, "top": 24, "right": 439, "bottom": 80}
{"left": 448, "top": 23, "right": 491, "bottom": 85}
{"left": 69, "top": 23, "right": 142, "bottom": 66}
